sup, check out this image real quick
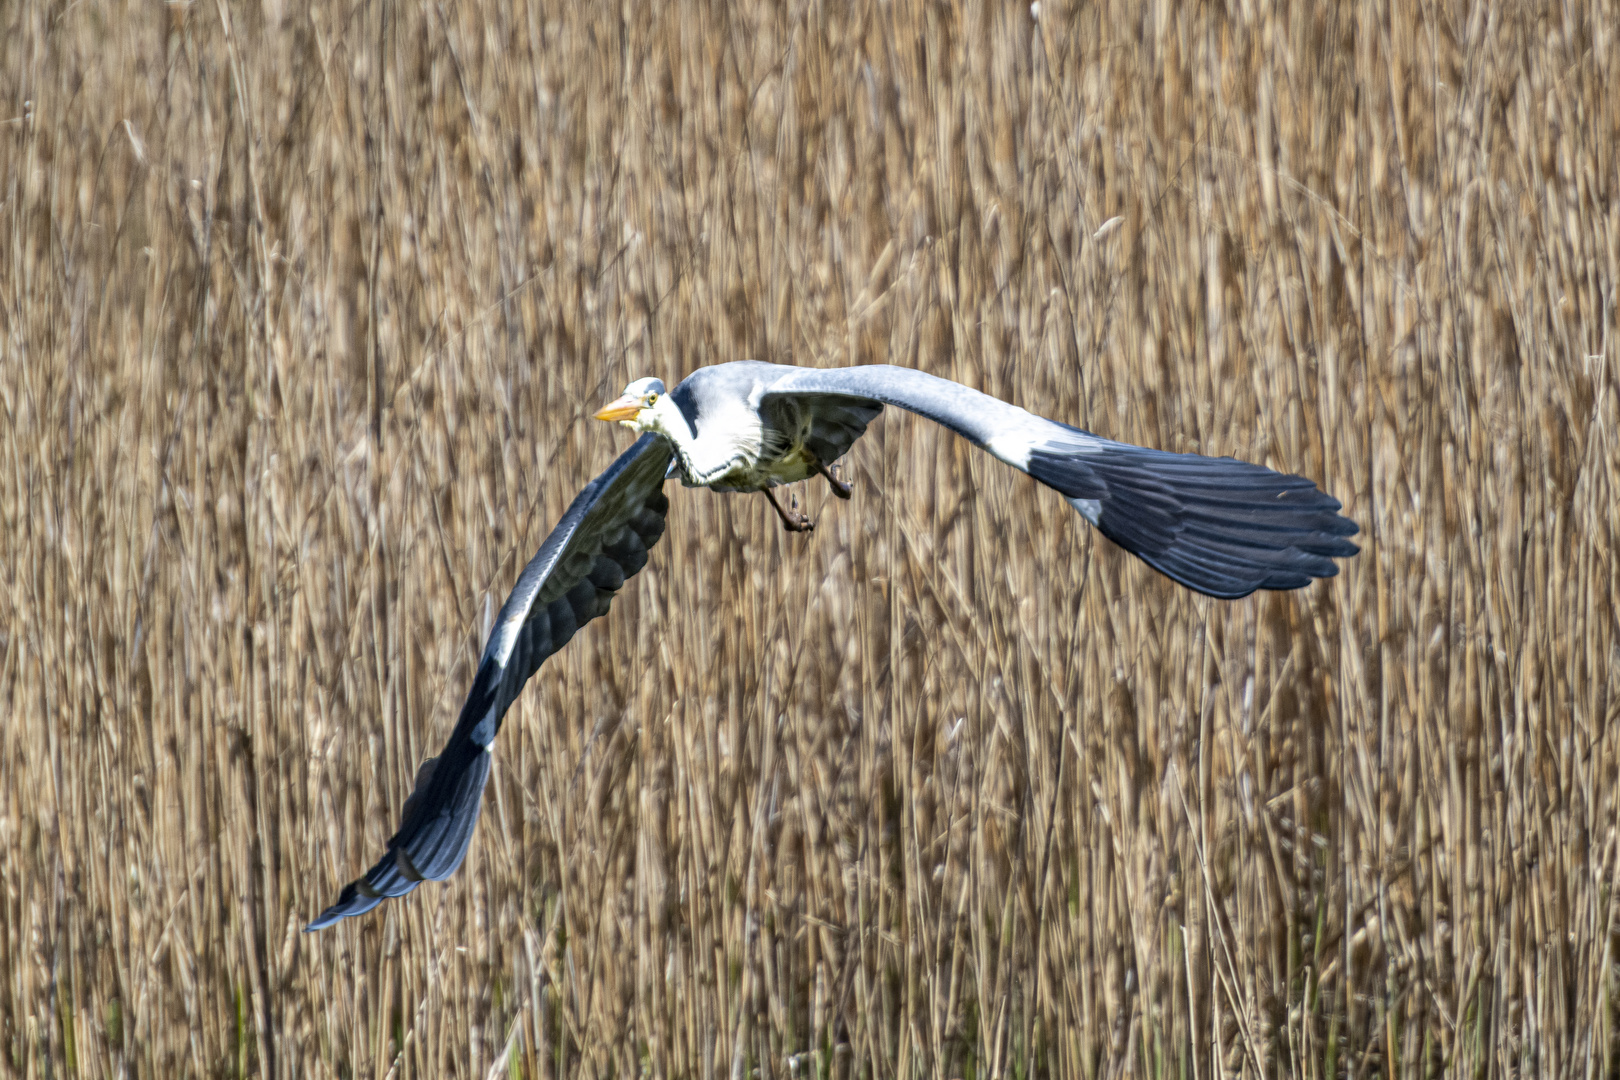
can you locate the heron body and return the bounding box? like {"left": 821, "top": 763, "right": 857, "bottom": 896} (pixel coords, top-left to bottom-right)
{"left": 307, "top": 361, "right": 1359, "bottom": 930}
{"left": 616, "top": 364, "right": 867, "bottom": 492}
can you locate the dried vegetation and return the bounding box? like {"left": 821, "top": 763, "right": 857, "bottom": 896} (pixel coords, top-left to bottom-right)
{"left": 2, "top": 0, "right": 1618, "bottom": 1076}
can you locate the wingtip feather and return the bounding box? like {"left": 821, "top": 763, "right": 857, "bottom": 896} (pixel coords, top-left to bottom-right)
{"left": 1033, "top": 441, "right": 1361, "bottom": 598}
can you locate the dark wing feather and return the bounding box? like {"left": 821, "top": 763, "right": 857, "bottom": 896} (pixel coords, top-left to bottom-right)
{"left": 1024, "top": 436, "right": 1358, "bottom": 598}
{"left": 760, "top": 365, "right": 1357, "bottom": 598}
{"left": 760, "top": 393, "right": 885, "bottom": 467}
{"left": 306, "top": 434, "right": 674, "bottom": 930}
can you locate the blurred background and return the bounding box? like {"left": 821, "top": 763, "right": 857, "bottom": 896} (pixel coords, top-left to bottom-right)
{"left": 2, "top": 0, "right": 1616, "bottom": 1076}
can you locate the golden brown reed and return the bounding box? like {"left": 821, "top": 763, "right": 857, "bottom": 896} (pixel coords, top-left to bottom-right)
{"left": 2, "top": 0, "right": 1616, "bottom": 1076}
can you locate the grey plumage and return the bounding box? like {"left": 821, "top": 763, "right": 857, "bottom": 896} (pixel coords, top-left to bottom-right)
{"left": 669, "top": 363, "right": 1358, "bottom": 597}
{"left": 306, "top": 435, "right": 672, "bottom": 930}
{"left": 308, "top": 362, "right": 1357, "bottom": 930}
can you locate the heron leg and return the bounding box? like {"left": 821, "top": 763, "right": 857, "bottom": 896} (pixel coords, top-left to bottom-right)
{"left": 763, "top": 488, "right": 814, "bottom": 532}
{"left": 815, "top": 459, "right": 853, "bottom": 499}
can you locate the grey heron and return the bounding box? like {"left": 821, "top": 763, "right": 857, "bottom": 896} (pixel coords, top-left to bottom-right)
{"left": 307, "top": 361, "right": 1358, "bottom": 929}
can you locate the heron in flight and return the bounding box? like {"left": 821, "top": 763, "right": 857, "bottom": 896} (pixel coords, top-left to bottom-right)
{"left": 307, "top": 361, "right": 1358, "bottom": 929}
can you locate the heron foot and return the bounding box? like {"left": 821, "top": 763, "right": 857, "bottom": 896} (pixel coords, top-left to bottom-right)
{"left": 764, "top": 489, "right": 815, "bottom": 532}
{"left": 816, "top": 460, "right": 853, "bottom": 500}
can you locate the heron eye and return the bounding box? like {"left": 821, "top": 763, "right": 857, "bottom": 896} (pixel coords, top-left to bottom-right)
{"left": 645, "top": 392, "right": 659, "bottom": 406}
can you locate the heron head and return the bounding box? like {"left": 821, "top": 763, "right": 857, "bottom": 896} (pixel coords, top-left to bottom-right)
{"left": 594, "top": 377, "right": 668, "bottom": 431}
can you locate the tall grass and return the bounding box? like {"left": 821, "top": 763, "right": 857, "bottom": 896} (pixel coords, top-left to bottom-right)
{"left": 2, "top": 0, "right": 1616, "bottom": 1076}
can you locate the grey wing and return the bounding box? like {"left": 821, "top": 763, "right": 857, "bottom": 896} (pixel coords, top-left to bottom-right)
{"left": 760, "top": 365, "right": 1358, "bottom": 599}
{"left": 306, "top": 434, "right": 674, "bottom": 930}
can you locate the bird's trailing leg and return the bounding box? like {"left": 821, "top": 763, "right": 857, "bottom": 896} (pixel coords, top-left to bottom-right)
{"left": 763, "top": 488, "right": 814, "bottom": 532}
{"left": 815, "top": 459, "right": 853, "bottom": 499}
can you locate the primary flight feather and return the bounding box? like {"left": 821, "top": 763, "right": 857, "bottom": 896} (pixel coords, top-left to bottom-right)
{"left": 307, "top": 361, "right": 1358, "bottom": 929}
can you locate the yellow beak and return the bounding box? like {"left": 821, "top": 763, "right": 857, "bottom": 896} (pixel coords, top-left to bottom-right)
{"left": 593, "top": 395, "right": 643, "bottom": 423}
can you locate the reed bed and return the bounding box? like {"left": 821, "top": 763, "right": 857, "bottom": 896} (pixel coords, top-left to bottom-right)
{"left": 2, "top": 0, "right": 1616, "bottom": 1076}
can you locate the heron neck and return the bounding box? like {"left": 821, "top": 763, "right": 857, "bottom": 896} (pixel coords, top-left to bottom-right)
{"left": 646, "top": 394, "right": 763, "bottom": 485}
{"left": 642, "top": 396, "right": 697, "bottom": 453}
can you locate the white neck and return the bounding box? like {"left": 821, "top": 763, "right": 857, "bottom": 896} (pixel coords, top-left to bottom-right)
{"left": 633, "top": 395, "right": 696, "bottom": 450}
{"left": 633, "top": 392, "right": 763, "bottom": 484}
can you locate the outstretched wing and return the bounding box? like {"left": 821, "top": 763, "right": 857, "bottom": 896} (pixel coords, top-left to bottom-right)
{"left": 760, "top": 365, "right": 1358, "bottom": 599}
{"left": 307, "top": 434, "right": 675, "bottom": 930}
